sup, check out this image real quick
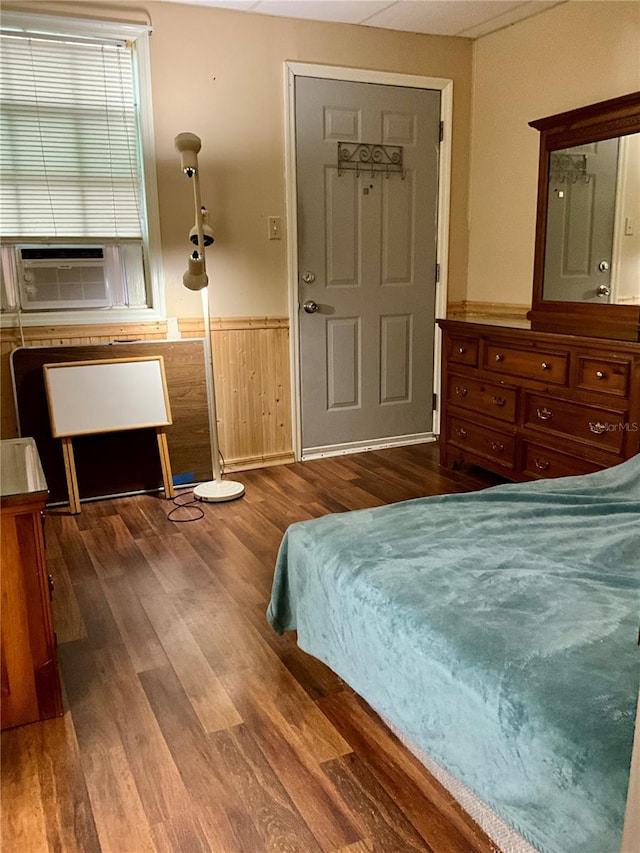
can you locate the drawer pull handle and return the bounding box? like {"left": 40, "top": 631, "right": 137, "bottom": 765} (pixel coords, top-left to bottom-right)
{"left": 455, "top": 427, "right": 468, "bottom": 439}
{"left": 595, "top": 370, "right": 606, "bottom": 380}
{"left": 536, "top": 407, "right": 553, "bottom": 421}
{"left": 534, "top": 457, "right": 550, "bottom": 471}
{"left": 458, "top": 346, "right": 466, "bottom": 354}
{"left": 494, "top": 353, "right": 504, "bottom": 362}
{"left": 491, "top": 395, "right": 507, "bottom": 408}
{"left": 490, "top": 441, "right": 505, "bottom": 453}
{"left": 589, "top": 421, "right": 607, "bottom": 435}
{"left": 454, "top": 385, "right": 468, "bottom": 397}
{"left": 541, "top": 361, "right": 551, "bottom": 371}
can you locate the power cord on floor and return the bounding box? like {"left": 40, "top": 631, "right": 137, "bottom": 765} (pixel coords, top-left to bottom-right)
{"left": 166, "top": 490, "right": 204, "bottom": 523}
{"left": 167, "top": 450, "right": 227, "bottom": 523}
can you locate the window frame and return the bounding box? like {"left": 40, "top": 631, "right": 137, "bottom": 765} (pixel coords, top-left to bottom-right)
{"left": 0, "top": 11, "right": 165, "bottom": 328}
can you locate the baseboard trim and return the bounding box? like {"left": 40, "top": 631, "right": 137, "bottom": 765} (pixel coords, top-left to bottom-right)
{"left": 222, "top": 451, "right": 295, "bottom": 472}
{"left": 302, "top": 433, "right": 436, "bottom": 461}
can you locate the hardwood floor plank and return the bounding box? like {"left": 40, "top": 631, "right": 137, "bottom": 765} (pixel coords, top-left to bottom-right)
{"left": 101, "top": 574, "right": 172, "bottom": 673}
{"left": 278, "top": 646, "right": 346, "bottom": 701}
{"left": 317, "top": 690, "right": 495, "bottom": 853}
{"left": 322, "top": 752, "right": 435, "bottom": 853}
{"left": 70, "top": 579, "right": 123, "bottom": 652}
{"left": 222, "top": 667, "right": 352, "bottom": 766}
{"left": 335, "top": 842, "right": 375, "bottom": 853}
{"left": 46, "top": 526, "right": 87, "bottom": 643}
{"left": 73, "top": 499, "right": 119, "bottom": 530}
{"left": 52, "top": 641, "right": 160, "bottom": 852}
{"left": 30, "top": 713, "right": 101, "bottom": 853}
{"left": 151, "top": 812, "right": 212, "bottom": 853}
{"left": 209, "top": 724, "right": 324, "bottom": 853}
{"left": 1, "top": 725, "right": 50, "bottom": 853}
{"left": 138, "top": 532, "right": 220, "bottom": 594}
{"left": 188, "top": 524, "right": 273, "bottom": 604}
{"left": 212, "top": 502, "right": 291, "bottom": 562}
{"left": 79, "top": 741, "right": 157, "bottom": 853}
{"left": 80, "top": 515, "right": 146, "bottom": 580}
{"left": 58, "top": 640, "right": 122, "bottom": 753}
{"left": 51, "top": 513, "right": 98, "bottom": 584}
{"left": 92, "top": 644, "right": 194, "bottom": 825}
{"left": 139, "top": 664, "right": 258, "bottom": 852}
{"left": 111, "top": 495, "right": 168, "bottom": 540}
{"left": 219, "top": 673, "right": 364, "bottom": 851}
{"left": 130, "top": 492, "right": 187, "bottom": 536}
{"left": 174, "top": 588, "right": 280, "bottom": 677}
{"left": 139, "top": 593, "right": 242, "bottom": 732}
{"left": 240, "top": 602, "right": 347, "bottom": 701}
{"left": 60, "top": 639, "right": 183, "bottom": 845}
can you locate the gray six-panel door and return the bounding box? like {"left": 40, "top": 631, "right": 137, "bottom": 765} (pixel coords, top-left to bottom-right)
{"left": 295, "top": 76, "right": 441, "bottom": 453}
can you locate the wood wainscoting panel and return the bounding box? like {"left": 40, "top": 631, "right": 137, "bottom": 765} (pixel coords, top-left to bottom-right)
{"left": 180, "top": 317, "right": 294, "bottom": 472}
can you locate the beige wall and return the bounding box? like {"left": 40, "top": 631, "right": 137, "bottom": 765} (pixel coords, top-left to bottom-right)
{"left": 467, "top": 1, "right": 640, "bottom": 308}
{"left": 5, "top": 1, "right": 473, "bottom": 318}
{"left": 4, "top": 2, "right": 639, "bottom": 320}
{"left": 151, "top": 2, "right": 473, "bottom": 317}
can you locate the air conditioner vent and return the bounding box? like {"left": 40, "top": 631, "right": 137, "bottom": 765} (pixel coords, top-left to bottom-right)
{"left": 20, "top": 247, "right": 105, "bottom": 261}
{"left": 17, "top": 244, "right": 110, "bottom": 310}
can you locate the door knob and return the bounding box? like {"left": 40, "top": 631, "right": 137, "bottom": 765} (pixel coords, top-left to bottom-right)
{"left": 303, "top": 300, "right": 319, "bottom": 314}
{"left": 596, "top": 284, "right": 611, "bottom": 298}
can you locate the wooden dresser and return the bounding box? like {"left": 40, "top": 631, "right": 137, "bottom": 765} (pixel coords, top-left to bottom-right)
{"left": 438, "top": 318, "right": 640, "bottom": 480}
{"left": 1, "top": 438, "right": 63, "bottom": 730}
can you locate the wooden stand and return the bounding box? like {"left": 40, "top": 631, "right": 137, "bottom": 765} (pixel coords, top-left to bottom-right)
{"left": 61, "top": 436, "right": 81, "bottom": 515}
{"left": 60, "top": 428, "right": 175, "bottom": 514}
{"left": 43, "top": 357, "right": 175, "bottom": 514}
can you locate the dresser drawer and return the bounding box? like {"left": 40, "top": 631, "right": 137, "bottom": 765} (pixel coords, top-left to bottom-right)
{"left": 576, "top": 356, "right": 630, "bottom": 397}
{"left": 447, "top": 336, "right": 478, "bottom": 367}
{"left": 447, "top": 415, "right": 516, "bottom": 470}
{"left": 522, "top": 442, "right": 604, "bottom": 479}
{"left": 485, "top": 344, "right": 568, "bottom": 385}
{"left": 447, "top": 373, "right": 517, "bottom": 423}
{"left": 523, "top": 393, "right": 626, "bottom": 454}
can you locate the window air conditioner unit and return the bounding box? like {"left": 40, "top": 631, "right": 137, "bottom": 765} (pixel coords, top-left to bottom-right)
{"left": 16, "top": 245, "right": 113, "bottom": 310}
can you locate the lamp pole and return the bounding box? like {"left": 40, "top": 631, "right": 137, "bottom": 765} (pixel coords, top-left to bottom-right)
{"left": 175, "top": 132, "right": 244, "bottom": 502}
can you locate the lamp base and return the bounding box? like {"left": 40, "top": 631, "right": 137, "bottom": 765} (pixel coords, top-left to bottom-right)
{"left": 193, "top": 479, "right": 245, "bottom": 503}
{"left": 193, "top": 480, "right": 244, "bottom": 503}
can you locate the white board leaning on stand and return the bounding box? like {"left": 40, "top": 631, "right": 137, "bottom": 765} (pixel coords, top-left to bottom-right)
{"left": 43, "top": 357, "right": 175, "bottom": 513}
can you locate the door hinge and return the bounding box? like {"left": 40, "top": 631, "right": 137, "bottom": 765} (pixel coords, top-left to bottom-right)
{"left": 433, "top": 392, "right": 438, "bottom": 410}
{"left": 435, "top": 263, "right": 440, "bottom": 283}
{"left": 439, "top": 121, "right": 444, "bottom": 142}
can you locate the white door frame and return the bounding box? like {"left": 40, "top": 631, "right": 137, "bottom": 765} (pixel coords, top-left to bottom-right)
{"left": 284, "top": 61, "right": 453, "bottom": 461}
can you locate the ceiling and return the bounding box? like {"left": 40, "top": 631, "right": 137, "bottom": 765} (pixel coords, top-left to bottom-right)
{"left": 161, "top": 0, "right": 565, "bottom": 39}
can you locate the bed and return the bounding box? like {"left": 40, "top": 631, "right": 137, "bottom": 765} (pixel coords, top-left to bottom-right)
{"left": 267, "top": 454, "right": 640, "bottom": 853}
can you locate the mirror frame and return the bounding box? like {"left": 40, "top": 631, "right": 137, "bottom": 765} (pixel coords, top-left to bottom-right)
{"left": 528, "top": 91, "right": 640, "bottom": 342}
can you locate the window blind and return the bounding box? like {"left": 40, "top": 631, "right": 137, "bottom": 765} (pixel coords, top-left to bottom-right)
{"left": 0, "top": 33, "right": 143, "bottom": 238}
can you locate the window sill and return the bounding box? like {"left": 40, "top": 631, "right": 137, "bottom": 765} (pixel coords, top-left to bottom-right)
{"left": 0, "top": 306, "right": 166, "bottom": 329}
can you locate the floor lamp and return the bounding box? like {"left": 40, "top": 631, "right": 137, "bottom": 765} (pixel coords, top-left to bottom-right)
{"left": 174, "top": 132, "right": 245, "bottom": 502}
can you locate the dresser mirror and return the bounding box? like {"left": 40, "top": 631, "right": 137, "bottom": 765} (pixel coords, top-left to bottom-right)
{"left": 529, "top": 92, "right": 640, "bottom": 341}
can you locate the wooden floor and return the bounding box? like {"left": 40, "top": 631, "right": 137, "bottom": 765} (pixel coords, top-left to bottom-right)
{"left": 1, "top": 443, "right": 506, "bottom": 853}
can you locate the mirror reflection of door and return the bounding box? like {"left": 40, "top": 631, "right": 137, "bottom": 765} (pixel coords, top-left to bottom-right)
{"left": 543, "top": 138, "right": 619, "bottom": 303}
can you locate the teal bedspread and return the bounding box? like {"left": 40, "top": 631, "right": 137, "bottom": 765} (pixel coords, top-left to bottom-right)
{"left": 267, "top": 455, "right": 640, "bottom": 853}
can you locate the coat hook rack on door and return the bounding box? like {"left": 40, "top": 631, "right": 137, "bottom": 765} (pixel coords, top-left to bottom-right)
{"left": 337, "top": 142, "right": 405, "bottom": 179}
